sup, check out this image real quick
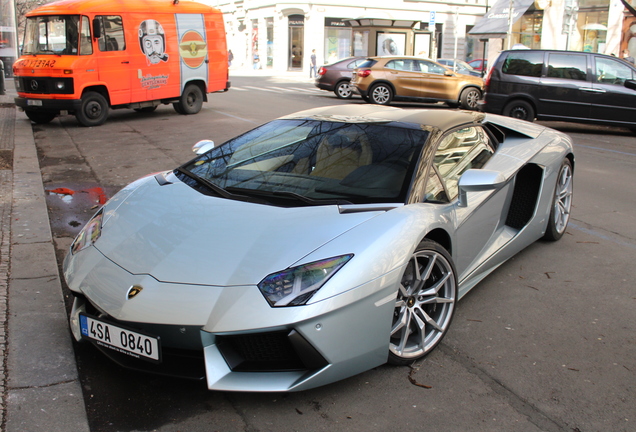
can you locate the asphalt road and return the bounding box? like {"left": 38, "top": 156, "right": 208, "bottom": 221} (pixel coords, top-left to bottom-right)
{"left": 33, "top": 75, "right": 636, "bottom": 432}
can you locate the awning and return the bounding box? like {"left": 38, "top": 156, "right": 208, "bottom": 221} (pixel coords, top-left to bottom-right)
{"left": 468, "top": 0, "right": 535, "bottom": 39}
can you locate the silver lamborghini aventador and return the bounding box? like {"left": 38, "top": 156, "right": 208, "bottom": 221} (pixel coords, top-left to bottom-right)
{"left": 64, "top": 105, "right": 574, "bottom": 391}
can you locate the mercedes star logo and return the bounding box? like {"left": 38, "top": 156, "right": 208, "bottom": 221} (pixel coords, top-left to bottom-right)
{"left": 30, "top": 80, "right": 39, "bottom": 90}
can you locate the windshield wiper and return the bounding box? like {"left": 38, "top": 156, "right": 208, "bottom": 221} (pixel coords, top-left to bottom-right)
{"left": 273, "top": 191, "right": 352, "bottom": 206}
{"left": 175, "top": 168, "right": 268, "bottom": 204}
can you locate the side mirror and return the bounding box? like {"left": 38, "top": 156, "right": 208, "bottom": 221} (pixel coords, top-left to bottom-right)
{"left": 92, "top": 18, "right": 101, "bottom": 39}
{"left": 457, "top": 169, "right": 506, "bottom": 207}
{"left": 624, "top": 79, "right": 636, "bottom": 91}
{"left": 192, "top": 140, "right": 215, "bottom": 154}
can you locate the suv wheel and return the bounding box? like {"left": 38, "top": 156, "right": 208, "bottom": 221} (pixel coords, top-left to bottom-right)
{"left": 503, "top": 100, "right": 535, "bottom": 121}
{"left": 460, "top": 88, "right": 481, "bottom": 110}
{"left": 370, "top": 84, "right": 393, "bottom": 105}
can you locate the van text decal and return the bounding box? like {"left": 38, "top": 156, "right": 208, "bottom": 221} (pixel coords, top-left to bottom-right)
{"left": 139, "top": 19, "right": 169, "bottom": 65}
{"left": 140, "top": 73, "right": 169, "bottom": 89}
{"left": 16, "top": 59, "right": 57, "bottom": 68}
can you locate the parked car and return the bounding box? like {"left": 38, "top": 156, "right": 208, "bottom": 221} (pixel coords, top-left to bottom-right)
{"left": 480, "top": 49, "right": 636, "bottom": 130}
{"left": 351, "top": 56, "right": 483, "bottom": 109}
{"left": 65, "top": 104, "right": 574, "bottom": 392}
{"left": 436, "top": 58, "right": 482, "bottom": 77}
{"left": 314, "top": 56, "right": 366, "bottom": 98}
{"left": 468, "top": 58, "right": 488, "bottom": 72}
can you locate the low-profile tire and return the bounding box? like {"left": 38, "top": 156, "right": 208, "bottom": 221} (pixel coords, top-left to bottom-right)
{"left": 503, "top": 99, "right": 535, "bottom": 121}
{"left": 25, "top": 110, "right": 57, "bottom": 124}
{"left": 369, "top": 83, "right": 393, "bottom": 105}
{"left": 334, "top": 81, "right": 353, "bottom": 99}
{"left": 174, "top": 84, "right": 203, "bottom": 115}
{"left": 460, "top": 87, "right": 481, "bottom": 110}
{"left": 388, "top": 239, "right": 457, "bottom": 365}
{"left": 134, "top": 106, "right": 158, "bottom": 113}
{"left": 543, "top": 158, "right": 573, "bottom": 241}
{"left": 75, "top": 92, "right": 109, "bottom": 127}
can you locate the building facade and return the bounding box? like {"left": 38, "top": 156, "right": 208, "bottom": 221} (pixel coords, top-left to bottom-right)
{"left": 206, "top": 0, "right": 631, "bottom": 72}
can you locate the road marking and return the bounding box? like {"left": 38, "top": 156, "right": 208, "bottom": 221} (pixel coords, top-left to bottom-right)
{"left": 242, "top": 86, "right": 279, "bottom": 93}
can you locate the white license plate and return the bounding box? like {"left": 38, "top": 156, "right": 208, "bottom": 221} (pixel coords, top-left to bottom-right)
{"left": 80, "top": 314, "right": 161, "bottom": 362}
{"left": 27, "top": 99, "right": 43, "bottom": 106}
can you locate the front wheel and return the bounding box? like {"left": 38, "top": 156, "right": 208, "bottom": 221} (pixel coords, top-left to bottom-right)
{"left": 75, "top": 92, "right": 109, "bottom": 127}
{"left": 543, "top": 158, "right": 573, "bottom": 241}
{"left": 460, "top": 88, "right": 481, "bottom": 110}
{"left": 389, "top": 239, "right": 457, "bottom": 365}
{"left": 334, "top": 81, "right": 353, "bottom": 99}
{"left": 174, "top": 84, "right": 203, "bottom": 115}
{"left": 503, "top": 99, "right": 535, "bottom": 122}
{"left": 369, "top": 84, "right": 393, "bottom": 105}
{"left": 25, "top": 110, "right": 58, "bottom": 124}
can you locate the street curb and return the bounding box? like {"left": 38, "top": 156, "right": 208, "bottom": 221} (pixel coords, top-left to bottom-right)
{"left": 3, "top": 84, "right": 90, "bottom": 431}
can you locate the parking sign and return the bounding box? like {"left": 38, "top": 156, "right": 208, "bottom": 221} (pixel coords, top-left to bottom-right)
{"left": 429, "top": 11, "right": 436, "bottom": 28}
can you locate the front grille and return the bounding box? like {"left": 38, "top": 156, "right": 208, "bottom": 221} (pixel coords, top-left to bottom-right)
{"left": 217, "top": 330, "right": 328, "bottom": 372}
{"left": 17, "top": 76, "right": 74, "bottom": 95}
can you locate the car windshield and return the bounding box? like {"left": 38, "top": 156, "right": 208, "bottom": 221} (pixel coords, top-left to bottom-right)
{"left": 177, "top": 119, "right": 429, "bottom": 206}
{"left": 22, "top": 15, "right": 80, "bottom": 55}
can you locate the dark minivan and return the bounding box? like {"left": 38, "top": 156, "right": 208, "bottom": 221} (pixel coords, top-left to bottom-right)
{"left": 480, "top": 49, "right": 636, "bottom": 130}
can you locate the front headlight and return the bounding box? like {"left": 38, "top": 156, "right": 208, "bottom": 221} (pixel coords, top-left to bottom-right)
{"left": 258, "top": 254, "right": 353, "bottom": 307}
{"left": 71, "top": 209, "right": 103, "bottom": 254}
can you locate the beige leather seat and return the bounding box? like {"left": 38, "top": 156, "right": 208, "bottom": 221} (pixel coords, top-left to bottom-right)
{"left": 310, "top": 134, "right": 372, "bottom": 180}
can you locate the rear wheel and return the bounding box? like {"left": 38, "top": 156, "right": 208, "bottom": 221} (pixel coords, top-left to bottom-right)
{"left": 388, "top": 239, "right": 457, "bottom": 365}
{"left": 173, "top": 84, "right": 203, "bottom": 115}
{"left": 369, "top": 83, "right": 393, "bottom": 105}
{"left": 25, "top": 110, "right": 57, "bottom": 124}
{"left": 460, "top": 87, "right": 481, "bottom": 110}
{"left": 543, "top": 158, "right": 573, "bottom": 241}
{"left": 75, "top": 92, "right": 109, "bottom": 127}
{"left": 334, "top": 81, "right": 353, "bottom": 99}
{"left": 503, "top": 99, "right": 535, "bottom": 121}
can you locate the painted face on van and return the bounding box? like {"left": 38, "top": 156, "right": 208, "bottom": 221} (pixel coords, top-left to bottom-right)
{"left": 138, "top": 19, "right": 169, "bottom": 64}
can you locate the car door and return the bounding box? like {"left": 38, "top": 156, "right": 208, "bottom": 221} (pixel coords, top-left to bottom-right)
{"left": 385, "top": 59, "right": 422, "bottom": 97}
{"left": 589, "top": 55, "right": 636, "bottom": 125}
{"left": 417, "top": 60, "right": 457, "bottom": 100}
{"left": 94, "top": 15, "right": 131, "bottom": 105}
{"left": 538, "top": 52, "right": 592, "bottom": 120}
{"left": 424, "top": 126, "right": 503, "bottom": 282}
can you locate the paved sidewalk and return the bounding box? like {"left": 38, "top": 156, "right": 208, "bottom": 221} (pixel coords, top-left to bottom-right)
{"left": 0, "top": 81, "right": 90, "bottom": 432}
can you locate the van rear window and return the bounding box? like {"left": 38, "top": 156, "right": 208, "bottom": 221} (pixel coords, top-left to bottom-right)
{"left": 502, "top": 52, "right": 544, "bottom": 77}
{"left": 547, "top": 53, "right": 587, "bottom": 81}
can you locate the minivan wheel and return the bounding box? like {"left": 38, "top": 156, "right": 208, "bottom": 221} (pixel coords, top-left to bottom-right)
{"left": 174, "top": 84, "right": 203, "bottom": 115}
{"left": 460, "top": 88, "right": 481, "bottom": 110}
{"left": 503, "top": 100, "right": 535, "bottom": 122}
{"left": 370, "top": 84, "right": 393, "bottom": 105}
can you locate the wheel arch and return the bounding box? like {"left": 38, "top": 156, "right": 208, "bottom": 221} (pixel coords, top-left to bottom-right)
{"left": 369, "top": 79, "right": 396, "bottom": 94}
{"left": 183, "top": 79, "right": 209, "bottom": 102}
{"left": 423, "top": 228, "right": 452, "bottom": 255}
{"left": 81, "top": 85, "right": 110, "bottom": 106}
{"left": 504, "top": 95, "right": 537, "bottom": 112}
{"left": 458, "top": 84, "right": 482, "bottom": 100}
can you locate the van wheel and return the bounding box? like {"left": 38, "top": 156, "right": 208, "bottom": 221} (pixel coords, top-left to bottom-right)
{"left": 174, "top": 84, "right": 203, "bottom": 115}
{"left": 460, "top": 88, "right": 481, "bottom": 110}
{"left": 503, "top": 100, "right": 535, "bottom": 122}
{"left": 25, "top": 110, "right": 58, "bottom": 124}
{"left": 75, "top": 92, "right": 109, "bottom": 127}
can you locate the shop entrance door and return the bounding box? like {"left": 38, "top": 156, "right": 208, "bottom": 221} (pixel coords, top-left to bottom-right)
{"left": 289, "top": 26, "right": 304, "bottom": 70}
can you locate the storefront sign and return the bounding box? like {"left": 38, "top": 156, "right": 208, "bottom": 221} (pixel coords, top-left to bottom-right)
{"left": 289, "top": 15, "right": 304, "bottom": 27}
{"left": 325, "top": 18, "right": 351, "bottom": 27}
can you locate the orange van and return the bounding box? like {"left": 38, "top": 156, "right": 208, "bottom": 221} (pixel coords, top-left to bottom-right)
{"left": 13, "top": 0, "right": 229, "bottom": 126}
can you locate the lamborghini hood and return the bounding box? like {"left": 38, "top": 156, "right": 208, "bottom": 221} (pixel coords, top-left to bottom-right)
{"left": 93, "top": 176, "right": 382, "bottom": 286}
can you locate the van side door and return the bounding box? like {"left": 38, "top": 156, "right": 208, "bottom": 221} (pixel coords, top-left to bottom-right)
{"left": 539, "top": 52, "right": 592, "bottom": 121}
{"left": 590, "top": 55, "right": 636, "bottom": 126}
{"left": 94, "top": 15, "right": 131, "bottom": 105}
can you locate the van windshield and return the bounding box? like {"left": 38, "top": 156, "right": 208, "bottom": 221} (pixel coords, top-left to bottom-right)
{"left": 23, "top": 15, "right": 80, "bottom": 55}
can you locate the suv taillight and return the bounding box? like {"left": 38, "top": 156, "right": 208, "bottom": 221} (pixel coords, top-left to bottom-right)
{"left": 358, "top": 69, "right": 371, "bottom": 78}
{"left": 317, "top": 67, "right": 326, "bottom": 76}
{"left": 483, "top": 68, "right": 493, "bottom": 88}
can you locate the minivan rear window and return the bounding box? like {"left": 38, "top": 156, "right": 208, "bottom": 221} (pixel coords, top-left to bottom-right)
{"left": 502, "top": 51, "right": 544, "bottom": 77}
